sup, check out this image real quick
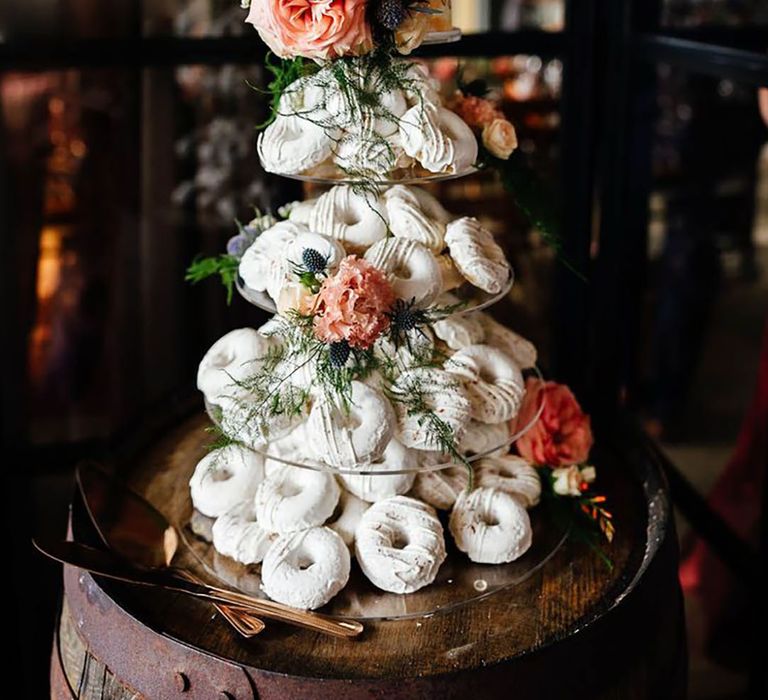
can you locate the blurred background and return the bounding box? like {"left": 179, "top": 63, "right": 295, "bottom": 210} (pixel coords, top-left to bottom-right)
{"left": 1, "top": 1, "right": 766, "bottom": 697}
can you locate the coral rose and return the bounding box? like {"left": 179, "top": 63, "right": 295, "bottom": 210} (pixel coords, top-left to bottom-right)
{"left": 450, "top": 93, "right": 504, "bottom": 128}
{"left": 514, "top": 378, "right": 593, "bottom": 467}
{"left": 245, "top": 0, "right": 373, "bottom": 61}
{"left": 313, "top": 256, "right": 395, "bottom": 349}
{"left": 482, "top": 118, "right": 518, "bottom": 160}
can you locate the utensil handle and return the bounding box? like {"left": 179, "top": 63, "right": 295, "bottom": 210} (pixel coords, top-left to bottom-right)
{"left": 203, "top": 585, "right": 363, "bottom": 638}
{"left": 175, "top": 570, "right": 264, "bottom": 637}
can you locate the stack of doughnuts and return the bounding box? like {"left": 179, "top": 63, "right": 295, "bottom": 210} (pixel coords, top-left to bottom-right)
{"left": 193, "top": 319, "right": 542, "bottom": 610}
{"left": 258, "top": 63, "right": 478, "bottom": 179}
{"left": 239, "top": 184, "right": 514, "bottom": 312}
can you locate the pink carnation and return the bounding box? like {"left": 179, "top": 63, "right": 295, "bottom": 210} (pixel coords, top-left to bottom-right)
{"left": 245, "top": 0, "right": 373, "bottom": 61}
{"left": 513, "top": 378, "right": 594, "bottom": 467}
{"left": 450, "top": 92, "right": 505, "bottom": 129}
{"left": 313, "top": 256, "right": 394, "bottom": 349}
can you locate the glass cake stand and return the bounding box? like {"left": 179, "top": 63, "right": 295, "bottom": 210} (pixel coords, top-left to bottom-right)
{"left": 280, "top": 164, "right": 478, "bottom": 186}
{"left": 181, "top": 496, "right": 568, "bottom": 622}
{"left": 204, "top": 364, "right": 544, "bottom": 476}
{"left": 236, "top": 267, "right": 514, "bottom": 317}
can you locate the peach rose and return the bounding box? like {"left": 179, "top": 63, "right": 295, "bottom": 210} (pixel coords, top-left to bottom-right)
{"left": 450, "top": 93, "right": 504, "bottom": 128}
{"left": 313, "top": 256, "right": 395, "bottom": 349}
{"left": 514, "top": 378, "right": 593, "bottom": 467}
{"left": 482, "top": 118, "right": 518, "bottom": 160}
{"left": 246, "top": 0, "right": 373, "bottom": 61}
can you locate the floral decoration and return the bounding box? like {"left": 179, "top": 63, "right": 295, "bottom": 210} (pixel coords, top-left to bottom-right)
{"left": 312, "top": 255, "right": 395, "bottom": 349}
{"left": 245, "top": 0, "right": 374, "bottom": 61}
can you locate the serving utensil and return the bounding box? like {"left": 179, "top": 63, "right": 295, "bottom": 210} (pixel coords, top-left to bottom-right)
{"left": 75, "top": 462, "right": 263, "bottom": 637}
{"left": 35, "top": 538, "right": 363, "bottom": 638}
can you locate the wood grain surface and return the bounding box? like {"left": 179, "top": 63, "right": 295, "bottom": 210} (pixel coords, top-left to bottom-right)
{"left": 56, "top": 412, "right": 686, "bottom": 699}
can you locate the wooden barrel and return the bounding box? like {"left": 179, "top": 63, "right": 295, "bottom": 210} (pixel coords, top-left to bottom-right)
{"left": 51, "top": 413, "right": 687, "bottom": 699}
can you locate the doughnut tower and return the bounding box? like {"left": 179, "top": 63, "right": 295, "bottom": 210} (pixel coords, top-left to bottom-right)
{"left": 190, "top": 4, "right": 551, "bottom": 616}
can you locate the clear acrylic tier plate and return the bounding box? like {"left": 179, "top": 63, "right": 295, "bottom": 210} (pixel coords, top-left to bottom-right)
{"left": 277, "top": 164, "right": 478, "bottom": 187}
{"left": 181, "top": 496, "right": 569, "bottom": 621}
{"left": 236, "top": 267, "right": 514, "bottom": 317}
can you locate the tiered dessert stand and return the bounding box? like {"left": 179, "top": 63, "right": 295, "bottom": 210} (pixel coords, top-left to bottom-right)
{"left": 50, "top": 8, "right": 685, "bottom": 699}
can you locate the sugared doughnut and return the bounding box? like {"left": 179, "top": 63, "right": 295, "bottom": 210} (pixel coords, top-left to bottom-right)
{"left": 261, "top": 527, "right": 350, "bottom": 610}
{"left": 189, "top": 445, "right": 264, "bottom": 518}
{"left": 459, "top": 420, "right": 511, "bottom": 457}
{"left": 444, "top": 217, "right": 511, "bottom": 294}
{"left": 445, "top": 344, "right": 525, "bottom": 423}
{"left": 197, "top": 328, "right": 272, "bottom": 406}
{"left": 477, "top": 313, "right": 538, "bottom": 368}
{"left": 432, "top": 294, "right": 485, "bottom": 350}
{"left": 284, "top": 231, "right": 346, "bottom": 277}
{"left": 475, "top": 455, "right": 541, "bottom": 508}
{"left": 308, "top": 185, "right": 388, "bottom": 253}
{"left": 258, "top": 113, "right": 337, "bottom": 175}
{"left": 211, "top": 500, "right": 277, "bottom": 565}
{"left": 306, "top": 382, "right": 395, "bottom": 469}
{"left": 326, "top": 489, "right": 370, "bottom": 550}
{"left": 449, "top": 487, "right": 532, "bottom": 564}
{"left": 339, "top": 439, "right": 417, "bottom": 503}
{"left": 399, "top": 104, "right": 478, "bottom": 174}
{"left": 411, "top": 465, "right": 469, "bottom": 511}
{"left": 391, "top": 367, "right": 471, "bottom": 451}
{"left": 355, "top": 496, "right": 446, "bottom": 594}
{"left": 254, "top": 466, "right": 340, "bottom": 534}
{"left": 383, "top": 185, "right": 446, "bottom": 253}
{"left": 364, "top": 238, "right": 442, "bottom": 306}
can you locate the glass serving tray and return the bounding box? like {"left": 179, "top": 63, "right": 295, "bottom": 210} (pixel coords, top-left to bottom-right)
{"left": 274, "top": 165, "right": 479, "bottom": 187}
{"left": 421, "top": 28, "right": 463, "bottom": 45}
{"left": 236, "top": 268, "right": 514, "bottom": 317}
{"left": 205, "top": 365, "right": 544, "bottom": 476}
{"left": 181, "top": 498, "right": 569, "bottom": 621}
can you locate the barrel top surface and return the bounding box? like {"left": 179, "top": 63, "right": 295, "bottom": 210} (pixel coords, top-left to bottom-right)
{"left": 68, "top": 412, "right": 664, "bottom": 681}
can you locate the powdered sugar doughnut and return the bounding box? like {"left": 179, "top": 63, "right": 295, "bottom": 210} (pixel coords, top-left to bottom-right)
{"left": 261, "top": 527, "right": 350, "bottom": 610}
{"left": 409, "top": 186, "right": 452, "bottom": 224}
{"left": 450, "top": 487, "right": 532, "bottom": 564}
{"left": 254, "top": 467, "right": 340, "bottom": 534}
{"left": 445, "top": 345, "right": 525, "bottom": 423}
{"left": 326, "top": 489, "right": 369, "bottom": 550}
{"left": 399, "top": 104, "right": 478, "bottom": 174}
{"left": 263, "top": 423, "right": 313, "bottom": 477}
{"left": 334, "top": 130, "right": 403, "bottom": 178}
{"left": 445, "top": 217, "right": 511, "bottom": 294}
{"left": 287, "top": 198, "right": 317, "bottom": 225}
{"left": 239, "top": 220, "right": 305, "bottom": 295}
{"left": 475, "top": 455, "right": 541, "bottom": 508}
{"left": 211, "top": 500, "right": 277, "bottom": 565}
{"left": 477, "top": 313, "right": 538, "bottom": 368}
{"left": 355, "top": 496, "right": 446, "bottom": 594}
{"left": 197, "top": 328, "right": 272, "bottom": 405}
{"left": 411, "top": 465, "right": 469, "bottom": 510}
{"left": 436, "top": 254, "right": 465, "bottom": 293}
{"left": 391, "top": 367, "right": 471, "bottom": 450}
{"left": 217, "top": 389, "right": 309, "bottom": 448}
{"left": 459, "top": 420, "right": 511, "bottom": 457}
{"left": 308, "top": 185, "right": 387, "bottom": 252}
{"left": 373, "top": 325, "right": 435, "bottom": 373}
{"left": 384, "top": 185, "right": 446, "bottom": 253}
{"left": 258, "top": 114, "right": 336, "bottom": 175}
{"left": 189, "top": 445, "right": 264, "bottom": 518}
{"left": 432, "top": 294, "right": 485, "bottom": 350}
{"left": 285, "top": 232, "right": 346, "bottom": 276}
{"left": 339, "top": 439, "right": 417, "bottom": 503}
{"left": 307, "top": 382, "right": 395, "bottom": 469}
{"left": 364, "top": 238, "right": 442, "bottom": 306}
